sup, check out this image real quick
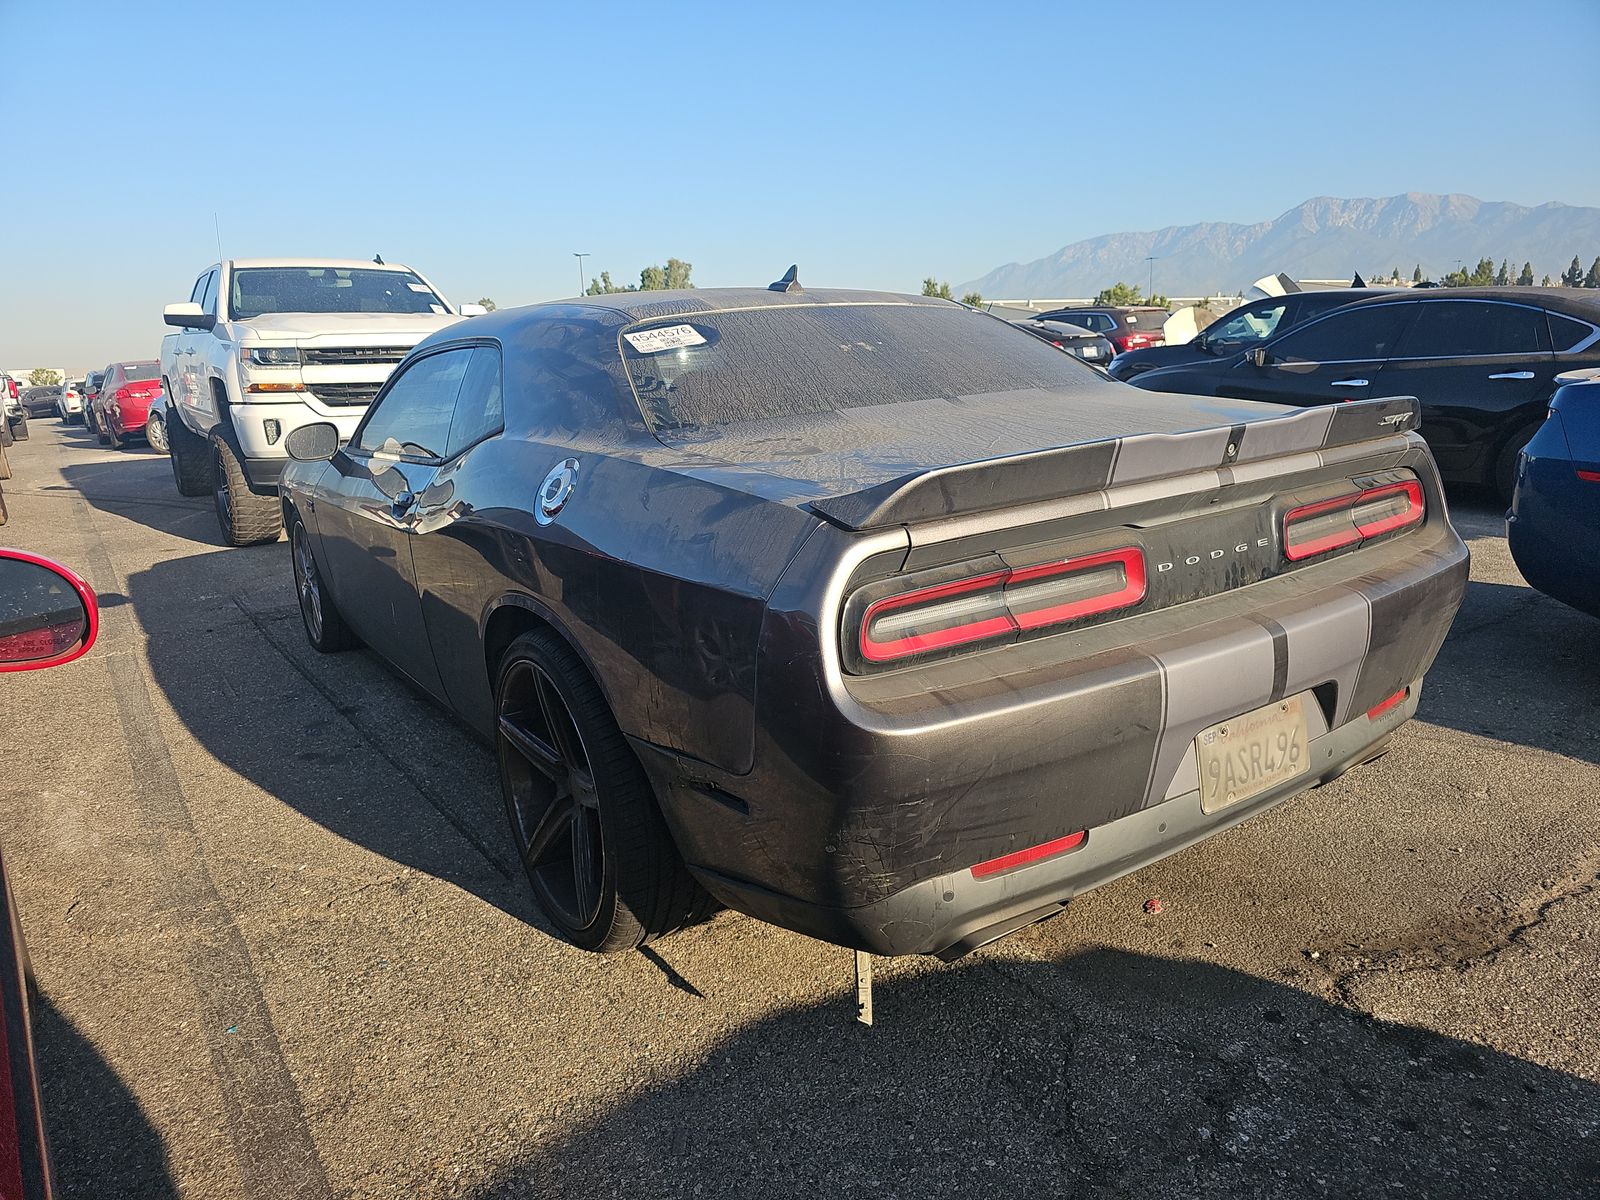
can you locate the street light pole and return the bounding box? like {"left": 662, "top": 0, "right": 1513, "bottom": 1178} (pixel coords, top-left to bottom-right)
{"left": 1146, "top": 256, "right": 1158, "bottom": 301}
{"left": 574, "top": 252, "right": 590, "bottom": 296}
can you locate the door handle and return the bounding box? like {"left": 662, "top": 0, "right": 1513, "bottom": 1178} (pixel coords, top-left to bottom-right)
{"left": 1330, "top": 379, "right": 1369, "bottom": 388}
{"left": 1488, "top": 371, "right": 1534, "bottom": 380}
{"left": 390, "top": 490, "right": 417, "bottom": 521}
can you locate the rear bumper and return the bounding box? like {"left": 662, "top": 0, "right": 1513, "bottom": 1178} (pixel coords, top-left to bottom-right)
{"left": 688, "top": 687, "right": 1412, "bottom": 957}
{"left": 639, "top": 516, "right": 1468, "bottom": 957}
{"left": 1508, "top": 456, "right": 1600, "bottom": 619}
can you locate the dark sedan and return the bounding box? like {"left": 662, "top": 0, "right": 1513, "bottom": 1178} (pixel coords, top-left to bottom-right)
{"left": 1508, "top": 372, "right": 1600, "bottom": 619}
{"left": 1108, "top": 288, "right": 1388, "bottom": 382}
{"left": 279, "top": 282, "right": 1466, "bottom": 961}
{"left": 19, "top": 388, "right": 61, "bottom": 419}
{"left": 1128, "top": 288, "right": 1600, "bottom": 498}
{"left": 1011, "top": 318, "right": 1117, "bottom": 367}
{"left": 1033, "top": 304, "right": 1169, "bottom": 353}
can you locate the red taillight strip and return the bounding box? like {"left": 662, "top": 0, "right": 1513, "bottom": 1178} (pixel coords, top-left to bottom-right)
{"left": 1008, "top": 547, "right": 1147, "bottom": 629}
{"left": 1578, "top": 469, "right": 1600, "bottom": 483}
{"left": 1366, "top": 686, "right": 1409, "bottom": 720}
{"left": 1283, "top": 480, "right": 1424, "bottom": 562}
{"left": 858, "top": 548, "right": 1145, "bottom": 663}
{"left": 970, "top": 830, "right": 1088, "bottom": 879}
{"left": 858, "top": 570, "right": 1011, "bottom": 663}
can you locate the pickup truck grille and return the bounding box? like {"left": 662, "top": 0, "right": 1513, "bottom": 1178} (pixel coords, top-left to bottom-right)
{"left": 309, "top": 382, "right": 382, "bottom": 407}
{"left": 302, "top": 346, "right": 410, "bottom": 365}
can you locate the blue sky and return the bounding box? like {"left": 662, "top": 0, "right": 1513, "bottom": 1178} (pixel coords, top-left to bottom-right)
{"left": 3, "top": 0, "right": 1598, "bottom": 365}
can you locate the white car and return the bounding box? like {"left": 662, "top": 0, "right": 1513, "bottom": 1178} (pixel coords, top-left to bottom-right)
{"left": 56, "top": 383, "right": 84, "bottom": 422}
{"left": 160, "top": 258, "right": 483, "bottom": 545}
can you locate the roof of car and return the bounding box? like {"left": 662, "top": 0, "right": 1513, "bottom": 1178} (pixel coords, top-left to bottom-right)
{"left": 1339, "top": 286, "right": 1600, "bottom": 315}
{"left": 554, "top": 286, "right": 951, "bottom": 323}
{"left": 224, "top": 257, "right": 419, "bottom": 271}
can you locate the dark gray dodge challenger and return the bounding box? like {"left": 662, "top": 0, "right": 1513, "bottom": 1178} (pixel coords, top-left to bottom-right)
{"left": 278, "top": 282, "right": 1468, "bottom": 959}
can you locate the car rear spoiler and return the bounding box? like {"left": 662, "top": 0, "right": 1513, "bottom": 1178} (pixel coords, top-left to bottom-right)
{"left": 809, "top": 395, "right": 1421, "bottom": 532}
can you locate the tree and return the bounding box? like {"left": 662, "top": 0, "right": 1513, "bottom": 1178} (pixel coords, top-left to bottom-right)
{"left": 1095, "top": 282, "right": 1144, "bottom": 306}
{"left": 1542, "top": 275, "right": 1554, "bottom": 287}
{"left": 585, "top": 270, "right": 633, "bottom": 295}
{"left": 475, "top": 297, "right": 497, "bottom": 312}
{"left": 663, "top": 258, "right": 693, "bottom": 290}
{"left": 1585, "top": 257, "right": 1600, "bottom": 289}
{"left": 1517, "top": 262, "right": 1535, "bottom": 287}
{"left": 26, "top": 368, "right": 61, "bottom": 387}
{"left": 961, "top": 292, "right": 984, "bottom": 308}
{"left": 1412, "top": 264, "right": 1422, "bottom": 283}
{"left": 1391, "top": 266, "right": 1403, "bottom": 284}
{"left": 1494, "top": 260, "right": 1509, "bottom": 287}
{"left": 920, "top": 277, "right": 953, "bottom": 300}
{"left": 1562, "top": 255, "right": 1584, "bottom": 287}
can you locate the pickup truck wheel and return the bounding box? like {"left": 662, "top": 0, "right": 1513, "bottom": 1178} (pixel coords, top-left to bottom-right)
{"left": 289, "top": 516, "right": 357, "bottom": 652}
{"left": 495, "top": 630, "right": 709, "bottom": 952}
{"left": 210, "top": 434, "right": 283, "bottom": 545}
{"left": 0, "top": 441, "right": 10, "bottom": 481}
{"left": 167, "top": 419, "right": 214, "bottom": 496}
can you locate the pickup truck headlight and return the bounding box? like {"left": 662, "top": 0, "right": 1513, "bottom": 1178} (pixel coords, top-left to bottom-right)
{"left": 246, "top": 347, "right": 303, "bottom": 366}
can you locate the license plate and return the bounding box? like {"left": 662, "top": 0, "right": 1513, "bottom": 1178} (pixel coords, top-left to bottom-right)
{"left": 1080, "top": 347, "right": 1100, "bottom": 358}
{"left": 1195, "top": 694, "right": 1309, "bottom": 813}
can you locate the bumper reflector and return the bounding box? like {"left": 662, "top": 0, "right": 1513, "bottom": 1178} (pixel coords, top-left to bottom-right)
{"left": 970, "top": 830, "right": 1088, "bottom": 879}
{"left": 1366, "top": 687, "right": 1409, "bottom": 720}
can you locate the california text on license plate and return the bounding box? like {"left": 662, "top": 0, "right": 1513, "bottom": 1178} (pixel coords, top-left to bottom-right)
{"left": 1195, "top": 694, "right": 1310, "bottom": 814}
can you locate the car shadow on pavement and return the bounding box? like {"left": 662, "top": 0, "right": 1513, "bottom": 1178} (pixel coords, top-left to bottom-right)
{"left": 461, "top": 948, "right": 1599, "bottom": 1200}
{"left": 58, "top": 459, "right": 229, "bottom": 549}
{"left": 33, "top": 996, "right": 176, "bottom": 1199}
{"left": 1418, "top": 579, "right": 1600, "bottom": 767}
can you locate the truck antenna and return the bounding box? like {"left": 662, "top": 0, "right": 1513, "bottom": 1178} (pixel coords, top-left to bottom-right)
{"left": 213, "top": 213, "right": 223, "bottom": 261}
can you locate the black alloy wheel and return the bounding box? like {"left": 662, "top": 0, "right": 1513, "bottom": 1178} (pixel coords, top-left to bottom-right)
{"left": 289, "top": 517, "right": 355, "bottom": 652}
{"left": 494, "top": 630, "right": 709, "bottom": 952}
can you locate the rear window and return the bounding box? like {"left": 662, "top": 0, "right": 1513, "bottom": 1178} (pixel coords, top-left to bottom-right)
{"left": 620, "top": 305, "right": 1093, "bottom": 432}
{"left": 122, "top": 362, "right": 159, "bottom": 381}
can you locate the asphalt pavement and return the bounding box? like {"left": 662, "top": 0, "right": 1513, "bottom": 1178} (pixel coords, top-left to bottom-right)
{"left": 1, "top": 419, "right": 1596, "bottom": 1199}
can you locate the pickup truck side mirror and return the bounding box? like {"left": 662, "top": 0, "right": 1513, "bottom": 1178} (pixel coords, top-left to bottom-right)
{"left": 163, "top": 302, "right": 216, "bottom": 331}
{"left": 1245, "top": 346, "right": 1271, "bottom": 368}
{"left": 0, "top": 550, "right": 98, "bottom": 672}
{"left": 458, "top": 304, "right": 487, "bottom": 318}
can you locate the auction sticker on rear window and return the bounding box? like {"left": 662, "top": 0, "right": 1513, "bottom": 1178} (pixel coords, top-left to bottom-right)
{"left": 1195, "top": 694, "right": 1309, "bottom": 814}
{"left": 623, "top": 324, "right": 706, "bottom": 353}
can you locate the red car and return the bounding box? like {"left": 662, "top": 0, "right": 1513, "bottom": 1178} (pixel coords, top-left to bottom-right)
{"left": 87, "top": 361, "right": 161, "bottom": 450}
{"left": 0, "top": 547, "right": 101, "bottom": 1199}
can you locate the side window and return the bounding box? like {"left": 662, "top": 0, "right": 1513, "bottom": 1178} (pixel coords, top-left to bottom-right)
{"left": 1396, "top": 301, "right": 1548, "bottom": 358}
{"left": 1209, "top": 302, "right": 1287, "bottom": 345}
{"left": 445, "top": 346, "right": 504, "bottom": 459}
{"left": 1051, "top": 312, "right": 1095, "bottom": 332}
{"left": 199, "top": 270, "right": 220, "bottom": 317}
{"left": 353, "top": 348, "right": 473, "bottom": 459}
{"left": 1269, "top": 304, "right": 1414, "bottom": 364}
{"left": 1547, "top": 312, "right": 1595, "bottom": 354}
{"left": 188, "top": 273, "right": 208, "bottom": 304}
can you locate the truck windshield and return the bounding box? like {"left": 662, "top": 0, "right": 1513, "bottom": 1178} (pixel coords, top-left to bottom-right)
{"left": 229, "top": 268, "right": 447, "bottom": 319}
{"left": 620, "top": 303, "right": 1093, "bottom": 432}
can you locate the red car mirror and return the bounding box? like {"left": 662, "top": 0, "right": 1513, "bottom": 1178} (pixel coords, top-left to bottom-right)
{"left": 0, "top": 550, "right": 99, "bottom": 672}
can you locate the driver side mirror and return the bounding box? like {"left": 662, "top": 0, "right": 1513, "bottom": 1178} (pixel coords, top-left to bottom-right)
{"left": 0, "top": 551, "right": 98, "bottom": 672}
{"left": 284, "top": 422, "right": 341, "bottom": 462}
{"left": 1246, "top": 346, "right": 1271, "bottom": 368}
{"left": 163, "top": 302, "right": 216, "bottom": 331}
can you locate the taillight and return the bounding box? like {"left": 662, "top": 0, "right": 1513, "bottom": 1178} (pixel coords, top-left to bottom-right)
{"left": 1578, "top": 469, "right": 1600, "bottom": 483}
{"left": 1123, "top": 334, "right": 1153, "bottom": 350}
{"left": 115, "top": 386, "right": 134, "bottom": 402}
{"left": 857, "top": 547, "right": 1146, "bottom": 664}
{"left": 1283, "top": 480, "right": 1424, "bottom": 562}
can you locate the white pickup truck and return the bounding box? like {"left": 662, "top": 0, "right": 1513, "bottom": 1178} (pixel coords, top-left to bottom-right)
{"left": 160, "top": 258, "right": 482, "bottom": 545}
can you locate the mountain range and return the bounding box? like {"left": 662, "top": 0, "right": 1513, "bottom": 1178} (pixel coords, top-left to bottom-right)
{"left": 960, "top": 193, "right": 1600, "bottom": 299}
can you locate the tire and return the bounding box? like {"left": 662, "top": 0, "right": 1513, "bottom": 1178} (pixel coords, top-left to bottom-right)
{"left": 105, "top": 415, "right": 122, "bottom": 450}
{"left": 93, "top": 409, "right": 109, "bottom": 445}
{"left": 1493, "top": 420, "right": 1543, "bottom": 504}
{"left": 146, "top": 414, "right": 169, "bottom": 455}
{"left": 494, "top": 629, "right": 710, "bottom": 952}
{"left": 289, "top": 516, "right": 357, "bottom": 652}
{"left": 0, "top": 441, "right": 10, "bottom": 481}
{"left": 210, "top": 433, "right": 283, "bottom": 545}
{"left": 167, "top": 416, "right": 214, "bottom": 497}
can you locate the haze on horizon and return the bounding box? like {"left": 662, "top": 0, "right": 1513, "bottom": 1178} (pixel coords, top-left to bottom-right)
{"left": 3, "top": 0, "right": 1598, "bottom": 365}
